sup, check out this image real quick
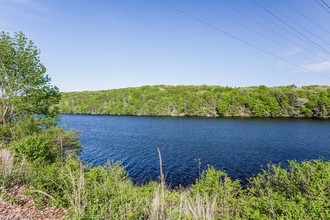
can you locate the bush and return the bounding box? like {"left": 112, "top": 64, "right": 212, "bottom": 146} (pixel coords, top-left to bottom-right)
{"left": 189, "top": 167, "right": 244, "bottom": 218}
{"left": 9, "top": 127, "right": 80, "bottom": 165}
{"left": 63, "top": 161, "right": 154, "bottom": 219}
{"left": 10, "top": 134, "right": 58, "bottom": 164}
{"left": 2, "top": 148, "right": 330, "bottom": 220}
{"left": 28, "top": 161, "right": 66, "bottom": 206}
{"left": 245, "top": 160, "right": 330, "bottom": 219}
{"left": 0, "top": 125, "right": 10, "bottom": 145}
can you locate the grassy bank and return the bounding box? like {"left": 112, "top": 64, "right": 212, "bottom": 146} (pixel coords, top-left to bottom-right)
{"left": 59, "top": 85, "right": 330, "bottom": 118}
{"left": 1, "top": 146, "right": 329, "bottom": 219}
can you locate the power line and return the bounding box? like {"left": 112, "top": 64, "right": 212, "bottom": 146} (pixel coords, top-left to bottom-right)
{"left": 218, "top": 0, "right": 330, "bottom": 62}
{"left": 236, "top": 0, "right": 330, "bottom": 60}
{"left": 261, "top": 0, "right": 330, "bottom": 47}
{"left": 321, "top": 0, "right": 330, "bottom": 9}
{"left": 252, "top": 0, "right": 330, "bottom": 55}
{"left": 281, "top": 0, "right": 330, "bottom": 34}
{"left": 315, "top": 0, "right": 330, "bottom": 14}
{"left": 198, "top": 0, "right": 329, "bottom": 66}
{"left": 263, "top": 0, "right": 330, "bottom": 47}
{"left": 156, "top": 0, "right": 330, "bottom": 80}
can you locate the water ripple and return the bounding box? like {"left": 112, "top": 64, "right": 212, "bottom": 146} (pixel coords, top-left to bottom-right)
{"left": 60, "top": 115, "right": 330, "bottom": 187}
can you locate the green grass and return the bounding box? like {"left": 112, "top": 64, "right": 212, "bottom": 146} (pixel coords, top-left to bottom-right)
{"left": 1, "top": 148, "right": 329, "bottom": 220}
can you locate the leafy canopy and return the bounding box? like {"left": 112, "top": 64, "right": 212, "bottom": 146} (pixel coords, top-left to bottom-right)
{"left": 0, "top": 31, "right": 60, "bottom": 127}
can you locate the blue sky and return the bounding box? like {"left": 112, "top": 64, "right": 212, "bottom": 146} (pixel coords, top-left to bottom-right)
{"left": 1, "top": 0, "right": 330, "bottom": 92}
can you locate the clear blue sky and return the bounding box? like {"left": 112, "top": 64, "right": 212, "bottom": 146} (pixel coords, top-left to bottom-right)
{"left": 1, "top": 0, "right": 330, "bottom": 92}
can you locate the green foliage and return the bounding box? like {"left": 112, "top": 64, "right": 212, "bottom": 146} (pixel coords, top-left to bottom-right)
{"left": 10, "top": 133, "right": 58, "bottom": 164}
{"left": 0, "top": 149, "right": 30, "bottom": 188}
{"left": 78, "top": 163, "right": 154, "bottom": 219}
{"left": 9, "top": 127, "right": 80, "bottom": 164}
{"left": 28, "top": 161, "right": 65, "bottom": 206}
{"left": 1, "top": 32, "right": 329, "bottom": 219}
{"left": 189, "top": 167, "right": 244, "bottom": 219}
{"left": 245, "top": 160, "right": 330, "bottom": 219}
{"left": 59, "top": 85, "right": 330, "bottom": 118}
{"left": 1, "top": 147, "right": 330, "bottom": 220}
{"left": 0, "top": 124, "right": 10, "bottom": 145}
{"left": 0, "top": 31, "right": 61, "bottom": 140}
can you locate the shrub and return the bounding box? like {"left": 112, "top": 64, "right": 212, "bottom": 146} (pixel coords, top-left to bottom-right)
{"left": 189, "top": 167, "right": 244, "bottom": 218}
{"left": 10, "top": 134, "right": 58, "bottom": 164}
{"left": 9, "top": 127, "right": 80, "bottom": 165}
{"left": 245, "top": 160, "right": 330, "bottom": 219}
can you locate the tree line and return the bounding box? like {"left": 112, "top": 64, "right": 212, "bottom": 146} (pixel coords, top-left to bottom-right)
{"left": 59, "top": 85, "right": 330, "bottom": 118}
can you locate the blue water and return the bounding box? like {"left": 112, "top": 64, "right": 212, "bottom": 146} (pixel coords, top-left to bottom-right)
{"left": 59, "top": 115, "right": 330, "bottom": 187}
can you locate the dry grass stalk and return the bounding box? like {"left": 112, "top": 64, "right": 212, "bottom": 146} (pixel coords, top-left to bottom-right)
{"left": 151, "top": 183, "right": 166, "bottom": 220}
{"left": 151, "top": 148, "right": 166, "bottom": 220}
{"left": 62, "top": 162, "right": 87, "bottom": 218}
{"left": 183, "top": 193, "right": 217, "bottom": 220}
{"left": 157, "top": 147, "right": 164, "bottom": 184}
{"left": 0, "top": 149, "right": 13, "bottom": 174}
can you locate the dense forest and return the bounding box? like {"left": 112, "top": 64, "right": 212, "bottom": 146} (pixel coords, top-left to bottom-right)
{"left": 59, "top": 85, "right": 330, "bottom": 118}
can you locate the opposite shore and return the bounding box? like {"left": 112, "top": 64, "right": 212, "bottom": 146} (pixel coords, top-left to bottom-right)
{"left": 59, "top": 85, "right": 330, "bottom": 119}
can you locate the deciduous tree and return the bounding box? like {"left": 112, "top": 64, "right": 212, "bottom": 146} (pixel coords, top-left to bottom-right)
{"left": 0, "top": 31, "right": 60, "bottom": 132}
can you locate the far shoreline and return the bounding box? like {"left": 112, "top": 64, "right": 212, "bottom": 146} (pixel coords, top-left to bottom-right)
{"left": 59, "top": 113, "right": 330, "bottom": 120}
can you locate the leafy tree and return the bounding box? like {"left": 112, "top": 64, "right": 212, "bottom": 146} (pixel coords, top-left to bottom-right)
{"left": 0, "top": 31, "right": 60, "bottom": 137}
{"left": 59, "top": 85, "right": 330, "bottom": 118}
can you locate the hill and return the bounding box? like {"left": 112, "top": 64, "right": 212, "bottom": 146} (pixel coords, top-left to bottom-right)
{"left": 59, "top": 85, "right": 330, "bottom": 118}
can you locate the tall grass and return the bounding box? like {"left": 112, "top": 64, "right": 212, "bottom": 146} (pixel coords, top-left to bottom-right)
{"left": 0, "top": 149, "right": 13, "bottom": 173}
{"left": 0, "top": 149, "right": 29, "bottom": 188}
{"left": 62, "top": 160, "right": 87, "bottom": 219}
{"left": 1, "top": 148, "right": 329, "bottom": 219}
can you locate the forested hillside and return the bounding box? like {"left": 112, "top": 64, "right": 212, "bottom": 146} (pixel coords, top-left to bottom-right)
{"left": 59, "top": 85, "right": 330, "bottom": 118}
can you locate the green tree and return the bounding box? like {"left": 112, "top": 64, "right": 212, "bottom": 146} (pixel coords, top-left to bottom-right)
{"left": 0, "top": 32, "right": 60, "bottom": 133}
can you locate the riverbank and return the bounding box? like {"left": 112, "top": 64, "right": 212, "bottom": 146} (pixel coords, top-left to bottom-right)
{"left": 59, "top": 85, "right": 330, "bottom": 118}
{"left": 1, "top": 146, "right": 330, "bottom": 219}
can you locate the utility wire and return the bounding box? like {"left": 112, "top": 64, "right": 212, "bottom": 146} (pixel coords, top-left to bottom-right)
{"left": 281, "top": 0, "right": 330, "bottom": 34}
{"left": 321, "top": 0, "right": 330, "bottom": 9}
{"left": 197, "top": 0, "right": 328, "bottom": 67}
{"left": 315, "top": 0, "right": 330, "bottom": 14}
{"left": 252, "top": 0, "right": 330, "bottom": 55}
{"left": 261, "top": 0, "right": 330, "bottom": 47}
{"left": 236, "top": 0, "right": 330, "bottom": 60}
{"left": 218, "top": 0, "right": 329, "bottom": 62}
{"left": 156, "top": 0, "right": 330, "bottom": 80}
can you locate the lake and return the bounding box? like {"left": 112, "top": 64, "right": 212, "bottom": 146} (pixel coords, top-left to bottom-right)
{"left": 59, "top": 114, "right": 330, "bottom": 187}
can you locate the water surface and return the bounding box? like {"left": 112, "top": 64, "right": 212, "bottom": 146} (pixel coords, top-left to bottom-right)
{"left": 60, "top": 115, "right": 330, "bottom": 187}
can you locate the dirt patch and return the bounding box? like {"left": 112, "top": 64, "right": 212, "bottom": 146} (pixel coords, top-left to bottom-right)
{"left": 0, "top": 187, "right": 67, "bottom": 220}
